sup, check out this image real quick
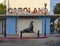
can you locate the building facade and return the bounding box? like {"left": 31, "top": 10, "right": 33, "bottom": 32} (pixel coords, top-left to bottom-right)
{"left": 0, "top": 15, "right": 50, "bottom": 35}
{"left": 0, "top": 0, "right": 51, "bottom": 36}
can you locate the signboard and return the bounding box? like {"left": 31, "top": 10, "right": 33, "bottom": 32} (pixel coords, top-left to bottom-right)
{"left": 6, "top": 0, "right": 50, "bottom": 15}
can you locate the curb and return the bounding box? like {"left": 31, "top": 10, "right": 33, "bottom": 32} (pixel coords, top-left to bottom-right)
{"left": 0, "top": 37, "right": 48, "bottom": 40}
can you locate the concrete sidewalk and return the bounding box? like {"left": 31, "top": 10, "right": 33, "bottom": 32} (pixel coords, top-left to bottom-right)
{"left": 0, "top": 33, "right": 60, "bottom": 38}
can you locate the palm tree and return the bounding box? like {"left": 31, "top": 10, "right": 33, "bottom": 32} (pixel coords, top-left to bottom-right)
{"left": 53, "top": 3, "right": 60, "bottom": 14}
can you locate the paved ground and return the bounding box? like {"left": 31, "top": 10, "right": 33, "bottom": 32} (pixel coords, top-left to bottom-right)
{"left": 0, "top": 33, "right": 44, "bottom": 38}
{"left": 0, "top": 34, "right": 60, "bottom": 46}
{"left": 0, "top": 37, "right": 60, "bottom": 46}
{"left": 0, "top": 33, "right": 59, "bottom": 38}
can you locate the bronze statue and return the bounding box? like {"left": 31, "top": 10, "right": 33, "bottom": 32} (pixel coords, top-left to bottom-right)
{"left": 22, "top": 21, "right": 34, "bottom": 33}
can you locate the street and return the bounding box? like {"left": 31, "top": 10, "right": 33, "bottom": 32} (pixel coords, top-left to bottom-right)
{"left": 0, "top": 36, "right": 60, "bottom": 46}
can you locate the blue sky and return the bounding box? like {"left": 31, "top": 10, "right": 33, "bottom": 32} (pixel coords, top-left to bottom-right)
{"left": 50, "top": 0, "right": 60, "bottom": 14}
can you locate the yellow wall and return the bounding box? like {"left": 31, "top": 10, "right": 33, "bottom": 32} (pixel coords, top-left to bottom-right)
{"left": 6, "top": 0, "right": 50, "bottom": 12}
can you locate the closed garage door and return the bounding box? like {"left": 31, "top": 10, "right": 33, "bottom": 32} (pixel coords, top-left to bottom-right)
{"left": 17, "top": 18, "right": 42, "bottom": 35}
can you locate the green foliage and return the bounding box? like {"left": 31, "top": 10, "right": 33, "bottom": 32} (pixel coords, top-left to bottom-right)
{"left": 0, "top": 3, "right": 6, "bottom": 14}
{"left": 53, "top": 3, "right": 60, "bottom": 14}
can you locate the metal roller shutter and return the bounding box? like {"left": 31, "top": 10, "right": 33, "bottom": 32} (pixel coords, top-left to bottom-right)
{"left": 17, "top": 18, "right": 42, "bottom": 35}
